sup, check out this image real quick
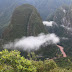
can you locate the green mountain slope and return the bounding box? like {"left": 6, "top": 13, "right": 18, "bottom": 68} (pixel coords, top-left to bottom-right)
{"left": 46, "top": 5, "right": 72, "bottom": 56}
{"left": 2, "top": 4, "right": 60, "bottom": 59}
{"left": 2, "top": 4, "right": 47, "bottom": 41}
{"left": 0, "top": 0, "right": 72, "bottom": 37}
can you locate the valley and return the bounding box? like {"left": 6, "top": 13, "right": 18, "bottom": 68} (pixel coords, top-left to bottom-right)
{"left": 0, "top": 0, "right": 72, "bottom": 72}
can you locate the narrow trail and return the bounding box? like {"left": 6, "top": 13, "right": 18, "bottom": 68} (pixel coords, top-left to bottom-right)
{"left": 57, "top": 45, "right": 67, "bottom": 57}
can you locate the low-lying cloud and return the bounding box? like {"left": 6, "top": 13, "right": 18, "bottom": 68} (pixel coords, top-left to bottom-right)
{"left": 43, "top": 21, "right": 54, "bottom": 26}
{"left": 3, "top": 33, "right": 60, "bottom": 51}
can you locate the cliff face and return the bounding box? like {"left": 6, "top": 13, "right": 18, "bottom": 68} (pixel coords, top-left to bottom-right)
{"left": 2, "top": 4, "right": 47, "bottom": 41}
{"left": 46, "top": 5, "right": 72, "bottom": 57}
{"left": 48, "top": 5, "right": 72, "bottom": 27}
{"left": 47, "top": 5, "right": 72, "bottom": 36}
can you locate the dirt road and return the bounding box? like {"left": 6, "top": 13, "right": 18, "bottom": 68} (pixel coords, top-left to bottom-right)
{"left": 57, "top": 45, "right": 67, "bottom": 57}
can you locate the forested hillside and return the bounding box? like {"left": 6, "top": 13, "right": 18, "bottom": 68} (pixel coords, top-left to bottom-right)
{"left": 46, "top": 5, "right": 72, "bottom": 57}
{"left": 2, "top": 4, "right": 59, "bottom": 59}
{"left": 0, "top": 49, "right": 72, "bottom": 72}
{"left": 0, "top": 0, "right": 72, "bottom": 37}
{"left": 2, "top": 4, "right": 47, "bottom": 41}
{"left": 0, "top": 0, "right": 19, "bottom": 37}
{"left": 0, "top": 1, "right": 72, "bottom": 72}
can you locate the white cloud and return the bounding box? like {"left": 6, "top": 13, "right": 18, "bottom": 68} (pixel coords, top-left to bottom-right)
{"left": 43, "top": 21, "right": 53, "bottom": 26}
{"left": 3, "top": 33, "right": 60, "bottom": 51}
{"left": 43, "top": 21, "right": 57, "bottom": 27}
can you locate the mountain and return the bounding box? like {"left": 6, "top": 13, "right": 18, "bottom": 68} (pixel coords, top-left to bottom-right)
{"left": 46, "top": 5, "right": 72, "bottom": 56}
{"left": 2, "top": 4, "right": 47, "bottom": 41}
{"left": 0, "top": 0, "right": 20, "bottom": 38}
{"left": 1, "top": 0, "right": 72, "bottom": 59}
{"left": 2, "top": 4, "right": 60, "bottom": 59}
{"left": 47, "top": 5, "right": 72, "bottom": 36}
{"left": 0, "top": 0, "right": 72, "bottom": 37}
{"left": 24, "top": 0, "right": 72, "bottom": 20}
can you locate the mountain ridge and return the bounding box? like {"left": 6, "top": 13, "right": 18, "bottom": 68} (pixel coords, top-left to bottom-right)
{"left": 0, "top": 0, "right": 72, "bottom": 37}
{"left": 2, "top": 4, "right": 47, "bottom": 41}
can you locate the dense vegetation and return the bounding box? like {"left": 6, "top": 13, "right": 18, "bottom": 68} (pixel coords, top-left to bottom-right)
{"left": 1, "top": 4, "right": 60, "bottom": 60}
{"left": 47, "top": 5, "right": 72, "bottom": 57}
{"left": 0, "top": 0, "right": 20, "bottom": 37}
{"left": 0, "top": 1, "right": 72, "bottom": 72}
{"left": 2, "top": 4, "right": 47, "bottom": 41}
{"left": 0, "top": 0, "right": 72, "bottom": 37}
{"left": 0, "top": 49, "right": 72, "bottom": 72}
{"left": 35, "top": 45, "right": 61, "bottom": 60}
{"left": 0, "top": 49, "right": 36, "bottom": 72}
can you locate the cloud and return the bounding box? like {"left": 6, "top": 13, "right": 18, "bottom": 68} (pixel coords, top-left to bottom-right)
{"left": 43, "top": 21, "right": 57, "bottom": 27}
{"left": 43, "top": 21, "right": 53, "bottom": 26}
{"left": 3, "top": 33, "right": 60, "bottom": 51}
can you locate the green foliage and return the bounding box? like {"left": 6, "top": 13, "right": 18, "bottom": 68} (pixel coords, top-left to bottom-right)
{"left": 44, "top": 60, "right": 57, "bottom": 71}
{"left": 28, "top": 52, "right": 38, "bottom": 61}
{"left": 35, "top": 45, "right": 60, "bottom": 59}
{"left": 0, "top": 49, "right": 72, "bottom": 72}
{"left": 55, "top": 57, "right": 72, "bottom": 69}
{"left": 32, "top": 60, "right": 44, "bottom": 72}
{"left": 31, "top": 56, "right": 72, "bottom": 72}
{"left": 0, "top": 49, "right": 36, "bottom": 72}
{"left": 50, "top": 67, "right": 72, "bottom": 72}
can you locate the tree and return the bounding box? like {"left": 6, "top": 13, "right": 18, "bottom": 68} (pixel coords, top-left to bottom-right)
{"left": 0, "top": 49, "right": 36, "bottom": 72}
